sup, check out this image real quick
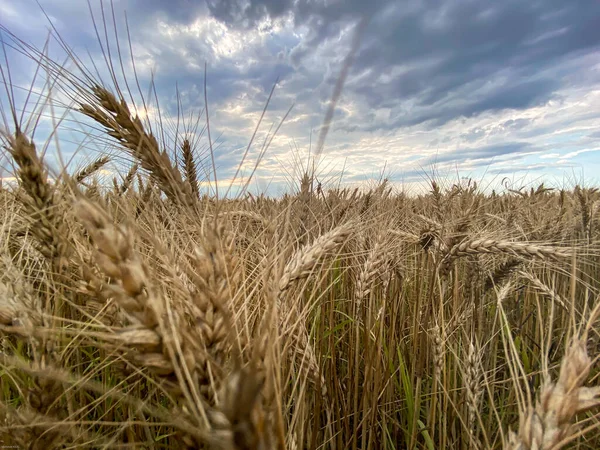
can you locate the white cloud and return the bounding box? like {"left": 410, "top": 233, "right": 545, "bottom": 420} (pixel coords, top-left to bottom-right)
{"left": 539, "top": 153, "right": 561, "bottom": 159}
{"left": 561, "top": 147, "right": 600, "bottom": 160}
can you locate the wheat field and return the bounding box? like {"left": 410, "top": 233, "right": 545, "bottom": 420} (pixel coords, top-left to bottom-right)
{"left": 1, "top": 13, "right": 600, "bottom": 450}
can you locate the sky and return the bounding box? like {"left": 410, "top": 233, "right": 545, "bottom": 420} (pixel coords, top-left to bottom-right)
{"left": 1, "top": 0, "right": 600, "bottom": 196}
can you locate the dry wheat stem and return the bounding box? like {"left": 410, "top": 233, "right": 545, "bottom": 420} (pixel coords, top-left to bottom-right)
{"left": 182, "top": 138, "right": 200, "bottom": 200}
{"left": 75, "top": 199, "right": 197, "bottom": 384}
{"left": 464, "top": 338, "right": 483, "bottom": 450}
{"left": 119, "top": 162, "right": 138, "bottom": 195}
{"left": 273, "top": 223, "right": 352, "bottom": 400}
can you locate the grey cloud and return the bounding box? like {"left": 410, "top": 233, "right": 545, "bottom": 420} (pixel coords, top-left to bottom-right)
{"left": 333, "top": 76, "right": 560, "bottom": 134}
{"left": 501, "top": 118, "right": 533, "bottom": 130}
{"left": 207, "top": 0, "right": 391, "bottom": 28}
{"left": 126, "top": 0, "right": 208, "bottom": 24}
{"left": 458, "top": 118, "right": 534, "bottom": 143}
{"left": 206, "top": 0, "right": 296, "bottom": 26}
{"left": 487, "top": 163, "right": 575, "bottom": 176}
{"left": 419, "top": 142, "right": 536, "bottom": 167}
{"left": 25, "top": 0, "right": 598, "bottom": 135}
{"left": 206, "top": 0, "right": 600, "bottom": 128}
{"left": 461, "top": 129, "right": 486, "bottom": 143}
{"left": 460, "top": 79, "right": 559, "bottom": 118}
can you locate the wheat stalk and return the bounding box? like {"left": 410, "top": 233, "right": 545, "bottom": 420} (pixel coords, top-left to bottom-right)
{"left": 118, "top": 162, "right": 138, "bottom": 195}
{"left": 518, "top": 270, "right": 568, "bottom": 311}
{"left": 464, "top": 338, "right": 483, "bottom": 450}
{"left": 75, "top": 199, "right": 198, "bottom": 385}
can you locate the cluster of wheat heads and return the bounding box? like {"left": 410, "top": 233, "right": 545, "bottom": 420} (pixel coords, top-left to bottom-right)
{"left": 2, "top": 20, "right": 600, "bottom": 450}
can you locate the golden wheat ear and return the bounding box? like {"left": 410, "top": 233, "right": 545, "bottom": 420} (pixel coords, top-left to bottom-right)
{"left": 2, "top": 130, "right": 71, "bottom": 268}
{"left": 74, "top": 155, "right": 111, "bottom": 184}
{"left": 206, "top": 364, "right": 269, "bottom": 450}
{"left": 506, "top": 337, "right": 600, "bottom": 449}
{"left": 79, "top": 85, "right": 196, "bottom": 208}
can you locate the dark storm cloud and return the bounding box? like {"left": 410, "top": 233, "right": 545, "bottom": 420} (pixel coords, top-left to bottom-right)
{"left": 125, "top": 0, "right": 207, "bottom": 24}
{"left": 206, "top": 0, "right": 296, "bottom": 26}
{"left": 205, "top": 0, "right": 600, "bottom": 127}
{"left": 332, "top": 77, "right": 559, "bottom": 135}
{"left": 16, "top": 0, "right": 598, "bottom": 133}
{"left": 207, "top": 0, "right": 391, "bottom": 27}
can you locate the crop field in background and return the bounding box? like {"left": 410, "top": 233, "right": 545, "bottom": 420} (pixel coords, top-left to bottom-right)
{"left": 1, "top": 10, "right": 600, "bottom": 450}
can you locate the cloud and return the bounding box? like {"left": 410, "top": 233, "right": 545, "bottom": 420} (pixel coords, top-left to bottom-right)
{"left": 419, "top": 142, "right": 537, "bottom": 167}
{"left": 1, "top": 0, "right": 599, "bottom": 194}
{"left": 539, "top": 153, "right": 561, "bottom": 159}
{"left": 561, "top": 147, "right": 600, "bottom": 160}
{"left": 487, "top": 162, "right": 577, "bottom": 176}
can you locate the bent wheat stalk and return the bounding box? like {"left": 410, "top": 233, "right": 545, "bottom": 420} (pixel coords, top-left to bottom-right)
{"left": 75, "top": 198, "right": 203, "bottom": 406}
{"left": 447, "top": 239, "right": 570, "bottom": 260}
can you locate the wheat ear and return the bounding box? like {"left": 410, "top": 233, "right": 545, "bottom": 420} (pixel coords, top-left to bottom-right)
{"left": 279, "top": 222, "right": 352, "bottom": 292}
{"left": 118, "top": 162, "right": 138, "bottom": 195}
{"left": 442, "top": 238, "right": 570, "bottom": 273}
{"left": 80, "top": 85, "right": 196, "bottom": 208}
{"left": 75, "top": 199, "right": 196, "bottom": 380}
{"left": 277, "top": 222, "right": 351, "bottom": 396}
{"left": 75, "top": 155, "right": 110, "bottom": 183}
{"left": 505, "top": 337, "right": 600, "bottom": 449}
{"left": 355, "top": 234, "right": 388, "bottom": 308}
{"left": 3, "top": 130, "right": 70, "bottom": 267}
{"left": 182, "top": 138, "right": 200, "bottom": 199}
